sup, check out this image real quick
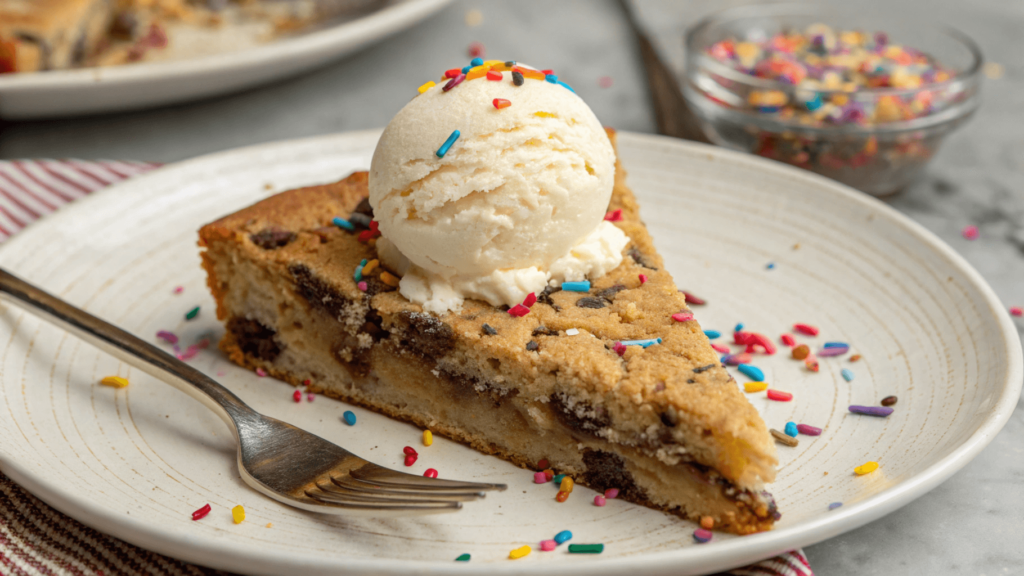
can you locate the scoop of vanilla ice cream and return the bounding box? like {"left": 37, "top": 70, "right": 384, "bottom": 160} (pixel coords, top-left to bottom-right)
{"left": 369, "top": 68, "right": 627, "bottom": 314}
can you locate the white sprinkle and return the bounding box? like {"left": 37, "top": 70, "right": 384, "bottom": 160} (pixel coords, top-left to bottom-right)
{"left": 566, "top": 328, "right": 579, "bottom": 336}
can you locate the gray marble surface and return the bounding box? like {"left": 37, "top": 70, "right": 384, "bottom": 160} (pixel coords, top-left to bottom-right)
{"left": 1, "top": 1, "right": 1022, "bottom": 574}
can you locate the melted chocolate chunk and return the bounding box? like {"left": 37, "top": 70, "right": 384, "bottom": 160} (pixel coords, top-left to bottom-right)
{"left": 439, "top": 367, "right": 517, "bottom": 408}
{"left": 482, "top": 323, "right": 498, "bottom": 336}
{"left": 581, "top": 449, "right": 647, "bottom": 502}
{"left": 692, "top": 363, "right": 716, "bottom": 374}
{"left": 532, "top": 325, "right": 555, "bottom": 336}
{"left": 226, "top": 317, "right": 281, "bottom": 361}
{"left": 251, "top": 228, "right": 296, "bottom": 250}
{"left": 399, "top": 311, "right": 456, "bottom": 359}
{"left": 353, "top": 197, "right": 374, "bottom": 218}
{"left": 549, "top": 393, "right": 609, "bottom": 436}
{"left": 289, "top": 264, "right": 348, "bottom": 319}
{"left": 659, "top": 405, "right": 678, "bottom": 427}
{"left": 627, "top": 247, "right": 658, "bottom": 270}
{"left": 576, "top": 297, "right": 607, "bottom": 309}
{"left": 537, "top": 285, "right": 561, "bottom": 309}
{"left": 596, "top": 284, "right": 627, "bottom": 302}
{"left": 526, "top": 340, "right": 539, "bottom": 352}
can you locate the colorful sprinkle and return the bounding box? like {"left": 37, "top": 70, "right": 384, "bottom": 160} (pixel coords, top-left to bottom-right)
{"left": 256, "top": 368, "right": 267, "bottom": 377}
{"left": 404, "top": 454, "right": 417, "bottom": 466}
{"left": 781, "top": 334, "right": 796, "bottom": 347}
{"left": 436, "top": 129, "right": 461, "bottom": 158}
{"left": 619, "top": 338, "right": 662, "bottom": 348}
{"left": 793, "top": 323, "right": 819, "bottom": 336}
{"left": 639, "top": 273, "right": 648, "bottom": 285}
{"left": 540, "top": 540, "right": 557, "bottom": 551}
{"left": 557, "top": 80, "right": 576, "bottom": 93}
{"left": 231, "top": 505, "right": 245, "bottom": 524}
{"left": 343, "top": 411, "right": 356, "bottom": 425}
{"left": 100, "top": 376, "right": 129, "bottom": 388}
{"left": 682, "top": 291, "right": 706, "bottom": 305}
{"left": 380, "top": 272, "right": 401, "bottom": 287}
{"left": 692, "top": 529, "right": 713, "bottom": 544}
{"left": 293, "top": 390, "right": 301, "bottom": 402}
{"left": 443, "top": 73, "right": 465, "bottom": 92}
{"left": 598, "top": 75, "right": 613, "bottom": 88}
{"left": 486, "top": 70, "right": 502, "bottom": 81}
{"left": 604, "top": 208, "right": 622, "bottom": 221}
{"left": 353, "top": 258, "right": 367, "bottom": 282}
{"left": 508, "top": 304, "right": 530, "bottom": 317}
{"left": 771, "top": 428, "right": 798, "bottom": 446}
{"left": 306, "top": 392, "right": 315, "bottom": 402}
{"left": 424, "top": 468, "right": 438, "bottom": 478}
{"left": 828, "top": 502, "right": 843, "bottom": 510}
{"left": 403, "top": 446, "right": 418, "bottom": 457}
{"left": 792, "top": 344, "right": 810, "bottom": 360}
{"left": 734, "top": 323, "right": 745, "bottom": 332}
{"left": 523, "top": 292, "right": 537, "bottom": 307}
{"left": 173, "top": 286, "right": 184, "bottom": 294}
{"left": 554, "top": 530, "right": 572, "bottom": 544}
{"left": 711, "top": 343, "right": 730, "bottom": 354}
{"left": 849, "top": 405, "right": 893, "bottom": 417}
{"left": 455, "top": 553, "right": 471, "bottom": 562}
{"left": 1011, "top": 306, "right": 1023, "bottom": 317}
{"left": 492, "top": 98, "right": 511, "bottom": 109}
{"left": 849, "top": 354, "right": 862, "bottom": 362}
{"left": 555, "top": 491, "right": 569, "bottom": 502}
{"left": 357, "top": 281, "right": 368, "bottom": 292}
{"left": 568, "top": 544, "right": 604, "bottom": 554}
{"left": 552, "top": 474, "right": 565, "bottom": 484}
{"left": 722, "top": 353, "right": 751, "bottom": 366}
{"left": 672, "top": 312, "right": 694, "bottom": 322}
{"left": 613, "top": 342, "right": 627, "bottom": 356}
{"left": 470, "top": 57, "right": 483, "bottom": 67}
{"left": 594, "top": 495, "right": 606, "bottom": 506}
{"left": 737, "top": 363, "right": 764, "bottom": 381}
{"left": 559, "top": 477, "right": 574, "bottom": 493}
{"left": 704, "top": 330, "right": 722, "bottom": 339}
{"left": 766, "top": 262, "right": 776, "bottom": 270}
{"left": 562, "top": 280, "right": 590, "bottom": 292}
{"left": 855, "top": 461, "right": 879, "bottom": 475}
{"left": 784, "top": 422, "right": 798, "bottom": 437}
{"left": 604, "top": 488, "right": 619, "bottom": 499}
{"left": 545, "top": 74, "right": 558, "bottom": 84}
{"left": 818, "top": 345, "right": 849, "bottom": 357}
{"left": 744, "top": 381, "right": 768, "bottom": 393}
{"left": 191, "top": 503, "right": 211, "bottom": 521}
{"left": 824, "top": 341, "right": 848, "bottom": 348}
{"left": 534, "top": 472, "right": 548, "bottom": 484}
{"left": 962, "top": 225, "right": 979, "bottom": 240}
{"left": 185, "top": 306, "right": 200, "bottom": 320}
{"left": 509, "top": 545, "right": 531, "bottom": 560}
{"left": 881, "top": 395, "right": 898, "bottom": 406}
{"left": 767, "top": 389, "right": 793, "bottom": 402}
{"left": 841, "top": 368, "right": 855, "bottom": 382}
{"left": 444, "top": 68, "right": 460, "bottom": 79}
{"left": 361, "top": 259, "right": 379, "bottom": 276}
{"left": 797, "top": 423, "right": 822, "bottom": 436}
{"left": 156, "top": 330, "right": 178, "bottom": 344}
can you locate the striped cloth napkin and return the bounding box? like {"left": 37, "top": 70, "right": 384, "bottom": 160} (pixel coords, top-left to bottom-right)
{"left": 0, "top": 159, "right": 813, "bottom": 576}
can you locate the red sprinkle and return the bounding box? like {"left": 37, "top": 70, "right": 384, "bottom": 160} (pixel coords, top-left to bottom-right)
{"left": 555, "top": 491, "right": 569, "bottom": 503}
{"left": 508, "top": 304, "right": 530, "bottom": 317}
{"left": 537, "top": 458, "right": 549, "bottom": 470}
{"left": 303, "top": 379, "right": 311, "bottom": 386}
{"left": 682, "top": 291, "right": 706, "bottom": 305}
{"left": 191, "top": 503, "right": 211, "bottom": 521}
{"left": 638, "top": 274, "right": 647, "bottom": 285}
{"left": 486, "top": 70, "right": 502, "bottom": 81}
{"left": 369, "top": 220, "right": 379, "bottom": 232}
{"left": 444, "top": 68, "right": 461, "bottom": 79}
{"left": 793, "top": 323, "right": 819, "bottom": 336}
{"left": 357, "top": 229, "right": 380, "bottom": 242}
{"left": 443, "top": 73, "right": 466, "bottom": 92}
{"left": 613, "top": 342, "right": 627, "bottom": 357}
{"left": 781, "top": 334, "right": 796, "bottom": 347}
{"left": 746, "top": 332, "right": 777, "bottom": 355}
{"left": 711, "top": 343, "right": 730, "bottom": 354}
{"left": 403, "top": 446, "right": 418, "bottom": 456}
{"left": 521, "top": 292, "right": 537, "bottom": 308}
{"left": 962, "top": 225, "right": 979, "bottom": 240}
{"left": 672, "top": 312, "right": 694, "bottom": 322}
{"left": 541, "top": 69, "right": 554, "bottom": 75}
{"left": 424, "top": 468, "right": 438, "bottom": 478}
{"left": 492, "top": 98, "right": 511, "bottom": 109}
{"left": 404, "top": 454, "right": 417, "bottom": 466}
{"left": 805, "top": 353, "right": 820, "bottom": 372}
{"left": 767, "top": 389, "right": 793, "bottom": 401}
{"left": 1011, "top": 306, "right": 1023, "bottom": 317}
{"left": 292, "top": 390, "right": 302, "bottom": 403}
{"left": 468, "top": 41, "right": 484, "bottom": 57}
{"left": 604, "top": 209, "right": 622, "bottom": 221}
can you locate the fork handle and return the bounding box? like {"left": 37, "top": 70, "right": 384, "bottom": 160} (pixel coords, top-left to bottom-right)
{"left": 0, "top": 268, "right": 256, "bottom": 432}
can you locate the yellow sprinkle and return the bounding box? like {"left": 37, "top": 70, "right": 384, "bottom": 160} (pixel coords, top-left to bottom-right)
{"left": 265, "top": 522, "right": 273, "bottom": 528}
{"left": 832, "top": 93, "right": 849, "bottom": 106}
{"left": 744, "top": 382, "right": 768, "bottom": 393}
{"left": 423, "top": 430, "right": 433, "bottom": 446}
{"left": 482, "top": 59, "right": 502, "bottom": 68}
{"left": 509, "top": 545, "right": 531, "bottom": 559}
{"left": 100, "top": 376, "right": 129, "bottom": 389}
{"left": 533, "top": 111, "right": 557, "bottom": 118}
{"left": 361, "top": 259, "right": 380, "bottom": 276}
{"left": 466, "top": 65, "right": 488, "bottom": 80}
{"left": 380, "top": 272, "right": 401, "bottom": 287}
{"left": 559, "top": 477, "right": 574, "bottom": 493}
{"left": 854, "top": 461, "right": 879, "bottom": 475}
{"left": 417, "top": 81, "right": 435, "bottom": 94}
{"left": 232, "top": 505, "right": 245, "bottom": 524}
{"left": 366, "top": 238, "right": 377, "bottom": 248}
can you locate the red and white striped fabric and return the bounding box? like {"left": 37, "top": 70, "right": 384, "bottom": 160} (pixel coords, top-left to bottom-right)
{"left": 0, "top": 159, "right": 813, "bottom": 576}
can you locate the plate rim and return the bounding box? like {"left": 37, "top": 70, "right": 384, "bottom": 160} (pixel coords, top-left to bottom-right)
{"left": 0, "top": 0, "right": 451, "bottom": 91}
{"left": 0, "top": 129, "right": 1020, "bottom": 575}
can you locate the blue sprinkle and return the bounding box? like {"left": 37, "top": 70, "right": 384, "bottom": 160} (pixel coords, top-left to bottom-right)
{"left": 554, "top": 530, "right": 573, "bottom": 544}
{"left": 561, "top": 281, "right": 591, "bottom": 292}
{"left": 841, "top": 368, "right": 855, "bottom": 382}
{"left": 461, "top": 65, "right": 471, "bottom": 74}
{"left": 332, "top": 216, "right": 354, "bottom": 231}
{"left": 343, "top": 411, "right": 356, "bottom": 426}
{"left": 784, "top": 422, "right": 798, "bottom": 437}
{"left": 734, "top": 323, "right": 745, "bottom": 332}
{"left": 354, "top": 259, "right": 367, "bottom": 282}
{"left": 545, "top": 74, "right": 558, "bottom": 84}
{"left": 828, "top": 502, "right": 843, "bottom": 511}
{"left": 470, "top": 57, "right": 483, "bottom": 67}
{"left": 805, "top": 93, "right": 823, "bottom": 111}
{"left": 620, "top": 338, "right": 662, "bottom": 348}
{"left": 824, "top": 342, "right": 849, "bottom": 348}
{"left": 556, "top": 80, "right": 575, "bottom": 93}
{"left": 737, "top": 363, "right": 764, "bottom": 381}
{"left": 766, "top": 262, "right": 776, "bottom": 270}
{"left": 436, "top": 129, "right": 461, "bottom": 158}
{"left": 704, "top": 330, "right": 722, "bottom": 339}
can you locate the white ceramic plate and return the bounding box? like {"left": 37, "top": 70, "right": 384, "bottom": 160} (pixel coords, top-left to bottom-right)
{"left": 0, "top": 131, "right": 1019, "bottom": 575}
{"left": 0, "top": 0, "right": 449, "bottom": 120}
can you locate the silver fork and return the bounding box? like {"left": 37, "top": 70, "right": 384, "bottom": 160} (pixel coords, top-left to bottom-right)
{"left": 0, "top": 268, "right": 506, "bottom": 515}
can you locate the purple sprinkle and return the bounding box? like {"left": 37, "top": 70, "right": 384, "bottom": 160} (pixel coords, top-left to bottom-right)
{"left": 256, "top": 368, "right": 267, "bottom": 377}
{"left": 357, "top": 281, "right": 368, "bottom": 292}
{"left": 849, "top": 405, "right": 894, "bottom": 417}
{"left": 176, "top": 345, "right": 199, "bottom": 361}
{"left": 829, "top": 502, "right": 843, "bottom": 510}
{"left": 693, "top": 528, "right": 713, "bottom": 543}
{"left": 818, "top": 345, "right": 849, "bottom": 357}
{"left": 721, "top": 354, "right": 749, "bottom": 366}
{"left": 156, "top": 330, "right": 178, "bottom": 345}
{"left": 443, "top": 73, "right": 466, "bottom": 92}
{"left": 796, "top": 423, "right": 822, "bottom": 436}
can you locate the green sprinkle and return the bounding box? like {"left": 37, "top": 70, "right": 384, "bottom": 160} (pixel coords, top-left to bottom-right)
{"left": 185, "top": 306, "right": 200, "bottom": 320}
{"left": 553, "top": 474, "right": 566, "bottom": 483}
{"left": 455, "top": 553, "right": 470, "bottom": 561}
{"left": 568, "top": 544, "right": 604, "bottom": 554}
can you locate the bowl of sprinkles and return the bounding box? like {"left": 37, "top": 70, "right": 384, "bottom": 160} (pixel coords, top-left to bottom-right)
{"left": 682, "top": 3, "right": 983, "bottom": 195}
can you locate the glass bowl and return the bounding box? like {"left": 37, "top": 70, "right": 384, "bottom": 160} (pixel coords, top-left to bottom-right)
{"left": 682, "top": 3, "right": 983, "bottom": 196}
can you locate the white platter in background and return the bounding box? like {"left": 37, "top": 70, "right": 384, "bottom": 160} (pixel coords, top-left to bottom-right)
{"left": 0, "top": 130, "right": 1019, "bottom": 575}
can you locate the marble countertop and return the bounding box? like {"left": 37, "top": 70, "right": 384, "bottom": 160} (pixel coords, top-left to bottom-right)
{"left": 1, "top": 1, "right": 1021, "bottom": 573}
